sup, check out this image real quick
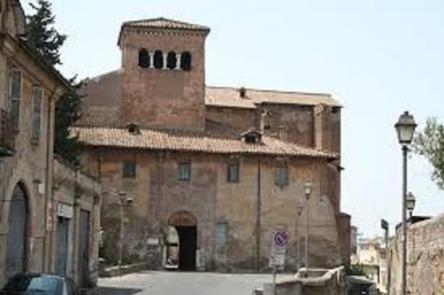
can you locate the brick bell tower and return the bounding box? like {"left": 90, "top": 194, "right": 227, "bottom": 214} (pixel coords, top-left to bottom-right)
{"left": 118, "top": 17, "right": 210, "bottom": 131}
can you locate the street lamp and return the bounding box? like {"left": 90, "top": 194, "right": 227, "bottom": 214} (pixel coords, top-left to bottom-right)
{"left": 296, "top": 202, "right": 304, "bottom": 271}
{"left": 118, "top": 191, "right": 133, "bottom": 276}
{"left": 395, "top": 111, "right": 417, "bottom": 295}
{"left": 406, "top": 192, "right": 416, "bottom": 219}
{"left": 303, "top": 182, "right": 312, "bottom": 272}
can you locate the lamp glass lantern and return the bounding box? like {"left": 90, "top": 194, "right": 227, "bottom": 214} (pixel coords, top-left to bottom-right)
{"left": 296, "top": 202, "right": 304, "bottom": 216}
{"left": 304, "top": 182, "right": 312, "bottom": 198}
{"left": 406, "top": 192, "right": 416, "bottom": 215}
{"left": 395, "top": 111, "right": 417, "bottom": 145}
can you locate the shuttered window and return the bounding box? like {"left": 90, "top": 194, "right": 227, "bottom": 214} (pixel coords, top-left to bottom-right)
{"left": 227, "top": 163, "right": 239, "bottom": 183}
{"left": 178, "top": 162, "right": 191, "bottom": 181}
{"left": 275, "top": 166, "right": 289, "bottom": 187}
{"left": 122, "top": 161, "right": 136, "bottom": 178}
{"left": 10, "top": 68, "right": 22, "bottom": 130}
{"left": 31, "top": 86, "right": 43, "bottom": 142}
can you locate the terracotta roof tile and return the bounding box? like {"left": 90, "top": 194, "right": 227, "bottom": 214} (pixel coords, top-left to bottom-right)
{"left": 205, "top": 86, "right": 341, "bottom": 108}
{"left": 72, "top": 127, "right": 338, "bottom": 159}
{"left": 122, "top": 17, "right": 210, "bottom": 32}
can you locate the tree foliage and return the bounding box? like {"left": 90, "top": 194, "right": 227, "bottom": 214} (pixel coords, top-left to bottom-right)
{"left": 54, "top": 78, "right": 82, "bottom": 165}
{"left": 413, "top": 118, "right": 444, "bottom": 190}
{"left": 25, "top": 0, "right": 82, "bottom": 165}
{"left": 26, "top": 0, "right": 66, "bottom": 66}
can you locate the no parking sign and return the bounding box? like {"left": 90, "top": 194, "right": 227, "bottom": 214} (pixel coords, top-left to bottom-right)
{"left": 269, "top": 230, "right": 289, "bottom": 269}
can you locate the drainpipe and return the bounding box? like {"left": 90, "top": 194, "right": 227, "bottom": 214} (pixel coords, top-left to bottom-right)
{"left": 255, "top": 157, "right": 261, "bottom": 271}
{"left": 43, "top": 85, "right": 58, "bottom": 273}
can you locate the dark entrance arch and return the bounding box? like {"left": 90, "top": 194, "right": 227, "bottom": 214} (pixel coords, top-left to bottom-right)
{"left": 168, "top": 211, "right": 197, "bottom": 271}
{"left": 5, "top": 184, "right": 28, "bottom": 278}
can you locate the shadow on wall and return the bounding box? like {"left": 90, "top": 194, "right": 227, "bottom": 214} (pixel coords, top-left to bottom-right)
{"left": 89, "top": 287, "right": 143, "bottom": 295}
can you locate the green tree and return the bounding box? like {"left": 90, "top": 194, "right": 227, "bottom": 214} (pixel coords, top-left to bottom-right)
{"left": 413, "top": 118, "right": 444, "bottom": 190}
{"left": 26, "top": 0, "right": 82, "bottom": 165}
{"left": 26, "top": 0, "right": 66, "bottom": 66}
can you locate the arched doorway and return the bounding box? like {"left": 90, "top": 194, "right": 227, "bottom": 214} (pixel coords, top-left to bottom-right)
{"left": 5, "top": 184, "right": 28, "bottom": 278}
{"left": 168, "top": 211, "right": 197, "bottom": 271}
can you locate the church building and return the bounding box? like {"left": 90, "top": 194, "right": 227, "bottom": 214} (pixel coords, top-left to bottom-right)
{"left": 74, "top": 17, "right": 350, "bottom": 271}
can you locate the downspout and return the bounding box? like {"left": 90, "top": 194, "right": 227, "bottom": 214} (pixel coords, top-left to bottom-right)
{"left": 43, "top": 85, "right": 59, "bottom": 273}
{"left": 255, "top": 156, "right": 261, "bottom": 271}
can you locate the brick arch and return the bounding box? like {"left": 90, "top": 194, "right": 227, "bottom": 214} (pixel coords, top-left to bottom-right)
{"left": 168, "top": 211, "right": 197, "bottom": 227}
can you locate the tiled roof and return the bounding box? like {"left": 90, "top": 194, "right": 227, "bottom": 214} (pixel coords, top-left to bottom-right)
{"left": 206, "top": 87, "right": 257, "bottom": 109}
{"left": 205, "top": 86, "right": 341, "bottom": 108}
{"left": 73, "top": 127, "right": 338, "bottom": 159}
{"left": 122, "top": 17, "right": 210, "bottom": 32}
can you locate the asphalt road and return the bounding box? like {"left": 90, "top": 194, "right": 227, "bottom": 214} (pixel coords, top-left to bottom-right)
{"left": 90, "top": 271, "right": 291, "bottom": 295}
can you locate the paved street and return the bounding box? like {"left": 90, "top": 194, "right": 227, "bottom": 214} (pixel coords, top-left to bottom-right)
{"left": 90, "top": 271, "right": 292, "bottom": 295}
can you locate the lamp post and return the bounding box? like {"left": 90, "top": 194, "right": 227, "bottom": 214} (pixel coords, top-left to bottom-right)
{"left": 303, "top": 182, "right": 312, "bottom": 271}
{"left": 296, "top": 202, "right": 304, "bottom": 271}
{"left": 406, "top": 192, "right": 416, "bottom": 219}
{"left": 118, "top": 191, "right": 133, "bottom": 276}
{"left": 395, "top": 111, "right": 417, "bottom": 295}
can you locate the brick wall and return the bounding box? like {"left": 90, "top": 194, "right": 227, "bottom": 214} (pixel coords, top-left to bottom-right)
{"left": 119, "top": 28, "right": 207, "bottom": 131}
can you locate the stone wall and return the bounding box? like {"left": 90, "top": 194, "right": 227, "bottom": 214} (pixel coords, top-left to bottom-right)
{"left": 260, "top": 267, "right": 347, "bottom": 295}
{"left": 82, "top": 149, "right": 344, "bottom": 272}
{"left": 389, "top": 213, "right": 444, "bottom": 295}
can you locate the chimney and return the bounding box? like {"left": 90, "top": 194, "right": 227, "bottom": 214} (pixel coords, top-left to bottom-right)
{"left": 259, "top": 108, "right": 270, "bottom": 134}
{"left": 314, "top": 104, "right": 325, "bottom": 149}
{"left": 239, "top": 87, "right": 246, "bottom": 98}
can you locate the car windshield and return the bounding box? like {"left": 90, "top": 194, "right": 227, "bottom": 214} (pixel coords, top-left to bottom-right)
{"left": 3, "top": 275, "right": 62, "bottom": 295}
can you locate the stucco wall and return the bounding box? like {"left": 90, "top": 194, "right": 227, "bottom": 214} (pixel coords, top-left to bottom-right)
{"left": 0, "top": 47, "right": 57, "bottom": 284}
{"left": 52, "top": 160, "right": 101, "bottom": 287}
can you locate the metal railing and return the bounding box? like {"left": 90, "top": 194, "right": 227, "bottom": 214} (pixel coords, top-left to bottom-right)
{"left": 0, "top": 108, "right": 15, "bottom": 156}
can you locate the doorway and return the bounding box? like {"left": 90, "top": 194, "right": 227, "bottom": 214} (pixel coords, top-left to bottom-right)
{"left": 5, "top": 184, "right": 28, "bottom": 279}
{"left": 56, "top": 217, "right": 69, "bottom": 276}
{"left": 168, "top": 211, "right": 197, "bottom": 271}
{"left": 176, "top": 226, "right": 197, "bottom": 271}
{"left": 78, "top": 210, "right": 90, "bottom": 289}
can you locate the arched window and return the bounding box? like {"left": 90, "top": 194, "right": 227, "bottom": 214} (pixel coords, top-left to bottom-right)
{"left": 138, "top": 49, "right": 149, "bottom": 68}
{"left": 181, "top": 51, "right": 192, "bottom": 71}
{"left": 167, "top": 52, "right": 177, "bottom": 70}
{"left": 153, "top": 50, "right": 164, "bottom": 69}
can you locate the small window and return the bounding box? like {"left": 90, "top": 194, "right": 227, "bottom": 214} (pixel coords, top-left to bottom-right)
{"left": 245, "top": 135, "right": 257, "bottom": 144}
{"left": 138, "top": 49, "right": 150, "bottom": 68}
{"left": 275, "top": 166, "right": 289, "bottom": 187}
{"left": 227, "top": 163, "right": 239, "bottom": 183}
{"left": 122, "top": 161, "right": 136, "bottom": 178}
{"left": 31, "top": 86, "right": 43, "bottom": 142}
{"left": 154, "top": 50, "right": 164, "bottom": 69}
{"left": 178, "top": 162, "right": 191, "bottom": 181}
{"left": 10, "top": 68, "right": 22, "bottom": 130}
{"left": 167, "top": 51, "right": 177, "bottom": 70}
{"left": 180, "top": 51, "right": 192, "bottom": 71}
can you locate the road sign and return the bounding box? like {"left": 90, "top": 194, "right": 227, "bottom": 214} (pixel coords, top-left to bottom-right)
{"left": 269, "top": 230, "right": 289, "bottom": 269}
{"left": 274, "top": 231, "right": 289, "bottom": 247}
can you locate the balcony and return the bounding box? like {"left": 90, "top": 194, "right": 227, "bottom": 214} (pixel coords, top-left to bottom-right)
{"left": 0, "top": 108, "right": 15, "bottom": 157}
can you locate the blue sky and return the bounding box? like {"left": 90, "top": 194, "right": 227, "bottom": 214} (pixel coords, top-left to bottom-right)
{"left": 23, "top": 0, "right": 444, "bottom": 237}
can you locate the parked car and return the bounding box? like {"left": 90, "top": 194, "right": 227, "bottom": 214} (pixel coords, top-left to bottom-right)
{"left": 1, "top": 273, "right": 79, "bottom": 295}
